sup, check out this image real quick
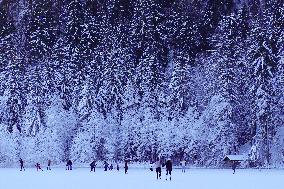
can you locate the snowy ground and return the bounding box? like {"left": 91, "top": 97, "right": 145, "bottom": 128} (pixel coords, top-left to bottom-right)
{"left": 0, "top": 167, "right": 283, "bottom": 189}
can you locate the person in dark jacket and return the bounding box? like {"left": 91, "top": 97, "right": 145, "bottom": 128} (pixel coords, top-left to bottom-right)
{"left": 66, "top": 160, "right": 72, "bottom": 170}
{"left": 165, "top": 158, "right": 173, "bottom": 180}
{"left": 47, "top": 160, "right": 51, "bottom": 170}
{"left": 232, "top": 161, "right": 237, "bottom": 174}
{"left": 124, "top": 161, "right": 128, "bottom": 174}
{"left": 19, "top": 158, "right": 25, "bottom": 171}
{"left": 109, "top": 164, "right": 113, "bottom": 170}
{"left": 116, "top": 163, "right": 120, "bottom": 171}
{"left": 104, "top": 161, "right": 109, "bottom": 171}
{"left": 90, "top": 160, "right": 96, "bottom": 172}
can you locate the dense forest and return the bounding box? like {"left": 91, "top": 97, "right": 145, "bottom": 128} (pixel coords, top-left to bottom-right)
{"left": 0, "top": 0, "right": 283, "bottom": 167}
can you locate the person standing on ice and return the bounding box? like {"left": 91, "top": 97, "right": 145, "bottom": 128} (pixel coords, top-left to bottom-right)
{"left": 19, "top": 158, "right": 25, "bottom": 171}
{"left": 180, "top": 160, "right": 186, "bottom": 173}
{"left": 90, "top": 160, "right": 96, "bottom": 172}
{"left": 124, "top": 161, "right": 129, "bottom": 174}
{"left": 47, "top": 159, "right": 51, "bottom": 170}
{"left": 164, "top": 158, "right": 173, "bottom": 180}
{"left": 149, "top": 162, "right": 153, "bottom": 171}
{"left": 66, "top": 160, "right": 72, "bottom": 170}
{"left": 109, "top": 164, "right": 113, "bottom": 170}
{"left": 104, "top": 161, "right": 109, "bottom": 171}
{"left": 155, "top": 158, "right": 162, "bottom": 180}
{"left": 35, "top": 163, "right": 43, "bottom": 171}
{"left": 116, "top": 163, "right": 120, "bottom": 171}
{"left": 232, "top": 161, "right": 237, "bottom": 174}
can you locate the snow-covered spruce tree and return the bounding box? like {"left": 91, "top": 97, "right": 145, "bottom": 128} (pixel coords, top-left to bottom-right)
{"left": 24, "top": 64, "right": 50, "bottom": 136}
{"left": 0, "top": 123, "right": 20, "bottom": 166}
{"left": 108, "top": 0, "right": 134, "bottom": 24}
{"left": 71, "top": 108, "right": 106, "bottom": 163}
{"left": 2, "top": 22, "right": 27, "bottom": 160}
{"left": 130, "top": 0, "right": 167, "bottom": 99}
{"left": 195, "top": 12, "right": 250, "bottom": 165}
{"left": 96, "top": 30, "right": 128, "bottom": 115}
{"left": 248, "top": 15, "right": 278, "bottom": 166}
{"left": 168, "top": 50, "right": 193, "bottom": 118}
{"left": 199, "top": 0, "right": 234, "bottom": 51}
{"left": 0, "top": 1, "right": 16, "bottom": 129}
{"left": 135, "top": 106, "right": 160, "bottom": 162}
{"left": 268, "top": 1, "right": 284, "bottom": 166}
{"left": 231, "top": 5, "right": 255, "bottom": 145}
{"left": 209, "top": 12, "right": 252, "bottom": 159}
{"left": 51, "top": 37, "right": 73, "bottom": 111}
{"left": 6, "top": 56, "right": 27, "bottom": 134}
{"left": 119, "top": 80, "right": 137, "bottom": 161}
{"left": 160, "top": 2, "right": 199, "bottom": 118}
{"left": 51, "top": 0, "right": 84, "bottom": 111}
{"left": 161, "top": 0, "right": 199, "bottom": 54}
{"left": 0, "top": 1, "right": 15, "bottom": 74}
{"left": 26, "top": 0, "right": 56, "bottom": 63}
{"left": 21, "top": 0, "right": 57, "bottom": 138}
{"left": 272, "top": 30, "right": 284, "bottom": 165}
{"left": 61, "top": 0, "right": 85, "bottom": 90}
{"left": 198, "top": 94, "right": 237, "bottom": 166}
{"left": 29, "top": 96, "right": 77, "bottom": 164}
{"left": 81, "top": 0, "right": 108, "bottom": 62}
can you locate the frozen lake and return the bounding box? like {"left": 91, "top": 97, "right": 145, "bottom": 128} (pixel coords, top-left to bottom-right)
{"left": 0, "top": 167, "right": 283, "bottom": 189}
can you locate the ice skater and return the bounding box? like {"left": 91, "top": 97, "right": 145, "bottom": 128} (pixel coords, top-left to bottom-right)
{"left": 124, "top": 161, "right": 128, "bottom": 174}
{"left": 90, "top": 160, "right": 96, "bottom": 172}
{"left": 19, "top": 158, "right": 25, "bottom": 171}
{"left": 66, "top": 160, "right": 72, "bottom": 170}
{"left": 109, "top": 164, "right": 113, "bottom": 170}
{"left": 155, "top": 158, "right": 161, "bottom": 180}
{"left": 104, "top": 161, "right": 109, "bottom": 171}
{"left": 35, "top": 163, "right": 43, "bottom": 171}
{"left": 116, "top": 163, "right": 120, "bottom": 171}
{"left": 180, "top": 159, "right": 186, "bottom": 173}
{"left": 47, "top": 159, "right": 51, "bottom": 170}
{"left": 150, "top": 162, "right": 153, "bottom": 171}
{"left": 232, "top": 161, "right": 237, "bottom": 174}
{"left": 164, "top": 158, "right": 173, "bottom": 181}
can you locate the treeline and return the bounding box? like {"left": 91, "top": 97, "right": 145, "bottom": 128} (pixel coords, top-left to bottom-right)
{"left": 0, "top": 0, "right": 283, "bottom": 167}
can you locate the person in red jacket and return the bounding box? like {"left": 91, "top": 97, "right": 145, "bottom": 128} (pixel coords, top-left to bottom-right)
{"left": 35, "top": 163, "right": 43, "bottom": 171}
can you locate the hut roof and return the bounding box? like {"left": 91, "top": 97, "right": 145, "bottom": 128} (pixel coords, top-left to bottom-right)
{"left": 223, "top": 155, "right": 247, "bottom": 161}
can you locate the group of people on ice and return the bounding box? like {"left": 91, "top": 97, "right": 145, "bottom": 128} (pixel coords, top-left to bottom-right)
{"left": 96, "top": 160, "right": 128, "bottom": 174}
{"left": 19, "top": 157, "right": 190, "bottom": 179}
{"left": 19, "top": 158, "right": 52, "bottom": 171}
{"left": 151, "top": 157, "right": 173, "bottom": 180}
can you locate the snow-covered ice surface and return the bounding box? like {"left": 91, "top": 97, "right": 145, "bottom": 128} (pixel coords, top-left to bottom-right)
{"left": 0, "top": 168, "right": 283, "bottom": 189}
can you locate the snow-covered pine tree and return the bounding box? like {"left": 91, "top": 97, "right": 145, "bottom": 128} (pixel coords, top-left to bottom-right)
{"left": 97, "top": 30, "right": 128, "bottom": 114}
{"left": 120, "top": 80, "right": 141, "bottom": 161}
{"left": 130, "top": 0, "right": 167, "bottom": 101}
{"left": 199, "top": 0, "right": 234, "bottom": 51}
{"left": 0, "top": 0, "right": 15, "bottom": 73}
{"left": 61, "top": 0, "right": 85, "bottom": 88}
{"left": 265, "top": 0, "right": 284, "bottom": 166}
{"left": 248, "top": 14, "right": 278, "bottom": 166}
{"left": 211, "top": 13, "right": 249, "bottom": 156}
{"left": 26, "top": 0, "right": 56, "bottom": 63}
{"left": 6, "top": 56, "right": 27, "bottom": 133}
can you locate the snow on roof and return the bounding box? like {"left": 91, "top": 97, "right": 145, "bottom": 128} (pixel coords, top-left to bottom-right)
{"left": 223, "top": 155, "right": 248, "bottom": 161}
